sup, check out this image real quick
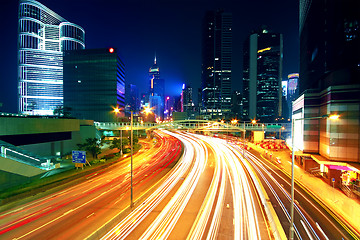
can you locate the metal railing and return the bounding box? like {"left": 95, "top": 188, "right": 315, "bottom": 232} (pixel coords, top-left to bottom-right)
{"left": 94, "top": 120, "right": 291, "bottom": 132}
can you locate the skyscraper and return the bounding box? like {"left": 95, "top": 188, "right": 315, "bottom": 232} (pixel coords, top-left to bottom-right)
{"left": 201, "top": 9, "right": 232, "bottom": 119}
{"left": 148, "top": 56, "right": 164, "bottom": 120}
{"left": 63, "top": 48, "right": 125, "bottom": 122}
{"left": 299, "top": 0, "right": 359, "bottom": 92}
{"left": 182, "top": 84, "right": 194, "bottom": 113}
{"left": 293, "top": 0, "right": 360, "bottom": 166}
{"left": 243, "top": 27, "right": 283, "bottom": 122}
{"left": 125, "top": 84, "right": 139, "bottom": 113}
{"left": 18, "top": 0, "right": 85, "bottom": 115}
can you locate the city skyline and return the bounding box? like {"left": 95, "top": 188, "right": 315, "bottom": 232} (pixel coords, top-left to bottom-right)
{"left": 0, "top": 0, "right": 299, "bottom": 113}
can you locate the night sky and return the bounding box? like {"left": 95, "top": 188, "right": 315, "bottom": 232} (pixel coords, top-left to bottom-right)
{"left": 0, "top": 0, "right": 299, "bottom": 113}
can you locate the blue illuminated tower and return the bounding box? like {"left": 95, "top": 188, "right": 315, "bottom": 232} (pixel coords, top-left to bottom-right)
{"left": 18, "top": 0, "right": 85, "bottom": 115}
{"left": 148, "top": 56, "right": 164, "bottom": 120}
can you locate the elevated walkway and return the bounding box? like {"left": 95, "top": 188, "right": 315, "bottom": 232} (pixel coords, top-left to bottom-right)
{"left": 0, "top": 140, "right": 53, "bottom": 171}
{"left": 95, "top": 120, "right": 291, "bottom": 133}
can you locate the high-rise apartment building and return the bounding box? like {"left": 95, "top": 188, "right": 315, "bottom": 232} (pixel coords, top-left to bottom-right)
{"left": 201, "top": 9, "right": 232, "bottom": 119}
{"left": 63, "top": 48, "right": 125, "bottom": 122}
{"left": 18, "top": 0, "right": 85, "bottom": 115}
{"left": 243, "top": 27, "right": 283, "bottom": 122}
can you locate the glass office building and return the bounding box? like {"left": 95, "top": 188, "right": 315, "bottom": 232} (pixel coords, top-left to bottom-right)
{"left": 201, "top": 9, "right": 232, "bottom": 119}
{"left": 243, "top": 27, "right": 283, "bottom": 122}
{"left": 18, "top": 0, "right": 85, "bottom": 115}
{"left": 63, "top": 48, "right": 125, "bottom": 122}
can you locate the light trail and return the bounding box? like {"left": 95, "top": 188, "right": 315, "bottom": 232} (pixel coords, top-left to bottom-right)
{"left": 101, "top": 131, "right": 270, "bottom": 240}
{"left": 0, "top": 131, "right": 181, "bottom": 240}
{"left": 232, "top": 144, "right": 335, "bottom": 240}
{"left": 100, "top": 131, "right": 203, "bottom": 240}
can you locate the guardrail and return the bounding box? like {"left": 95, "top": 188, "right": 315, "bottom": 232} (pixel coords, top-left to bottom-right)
{"left": 94, "top": 121, "right": 291, "bottom": 132}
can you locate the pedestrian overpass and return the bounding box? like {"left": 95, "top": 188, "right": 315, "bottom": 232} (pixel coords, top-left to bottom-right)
{"left": 94, "top": 120, "right": 291, "bottom": 133}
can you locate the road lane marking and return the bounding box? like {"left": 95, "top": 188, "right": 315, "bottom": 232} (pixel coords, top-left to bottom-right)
{"left": 316, "top": 222, "right": 329, "bottom": 240}
{"left": 301, "top": 219, "right": 314, "bottom": 240}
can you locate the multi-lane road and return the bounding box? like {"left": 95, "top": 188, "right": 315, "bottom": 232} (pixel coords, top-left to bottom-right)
{"left": 101, "top": 131, "right": 275, "bottom": 240}
{"left": 0, "top": 131, "right": 181, "bottom": 240}
{"left": 0, "top": 130, "right": 358, "bottom": 240}
{"left": 235, "top": 143, "right": 358, "bottom": 240}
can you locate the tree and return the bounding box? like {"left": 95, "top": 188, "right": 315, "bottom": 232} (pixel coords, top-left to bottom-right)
{"left": 109, "top": 137, "right": 129, "bottom": 153}
{"left": 53, "top": 106, "right": 72, "bottom": 117}
{"left": 77, "top": 138, "right": 102, "bottom": 159}
{"left": 128, "top": 135, "right": 139, "bottom": 145}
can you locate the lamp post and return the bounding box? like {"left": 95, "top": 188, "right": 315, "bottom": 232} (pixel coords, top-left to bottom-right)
{"left": 280, "top": 126, "right": 285, "bottom": 140}
{"left": 113, "top": 107, "right": 123, "bottom": 156}
{"left": 289, "top": 114, "right": 339, "bottom": 240}
{"left": 130, "top": 110, "right": 134, "bottom": 208}
{"left": 243, "top": 121, "right": 246, "bottom": 156}
{"left": 120, "top": 127, "right": 123, "bottom": 156}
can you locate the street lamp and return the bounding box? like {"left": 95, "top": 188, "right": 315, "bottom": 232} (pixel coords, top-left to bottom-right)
{"left": 130, "top": 111, "right": 134, "bottom": 208}
{"left": 289, "top": 114, "right": 339, "bottom": 240}
{"left": 280, "top": 126, "right": 285, "bottom": 140}
{"left": 113, "top": 107, "right": 123, "bottom": 156}
{"left": 243, "top": 121, "right": 246, "bottom": 156}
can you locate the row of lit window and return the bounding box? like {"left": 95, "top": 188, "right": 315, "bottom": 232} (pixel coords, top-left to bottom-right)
{"left": 45, "top": 26, "right": 60, "bottom": 40}
{"left": 20, "top": 51, "right": 62, "bottom": 67}
{"left": 61, "top": 25, "right": 85, "bottom": 42}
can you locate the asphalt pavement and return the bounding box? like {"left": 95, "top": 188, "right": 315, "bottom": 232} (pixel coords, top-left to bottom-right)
{"left": 248, "top": 141, "right": 360, "bottom": 237}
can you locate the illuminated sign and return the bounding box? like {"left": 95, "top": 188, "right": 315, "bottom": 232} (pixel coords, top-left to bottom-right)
{"left": 288, "top": 73, "right": 299, "bottom": 79}
{"left": 282, "top": 80, "right": 288, "bottom": 97}
{"left": 257, "top": 47, "right": 271, "bottom": 53}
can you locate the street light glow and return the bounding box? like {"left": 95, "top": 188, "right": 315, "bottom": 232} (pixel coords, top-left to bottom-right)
{"left": 143, "top": 106, "right": 153, "bottom": 115}
{"left": 328, "top": 114, "right": 339, "bottom": 120}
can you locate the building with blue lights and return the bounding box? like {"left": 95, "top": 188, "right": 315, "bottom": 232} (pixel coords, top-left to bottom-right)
{"left": 18, "top": 0, "right": 85, "bottom": 115}
{"left": 63, "top": 48, "right": 125, "bottom": 122}
{"left": 148, "top": 57, "right": 164, "bottom": 120}
{"left": 125, "top": 84, "right": 140, "bottom": 113}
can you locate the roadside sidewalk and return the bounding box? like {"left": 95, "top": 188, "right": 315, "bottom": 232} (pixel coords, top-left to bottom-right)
{"left": 248, "top": 142, "right": 360, "bottom": 236}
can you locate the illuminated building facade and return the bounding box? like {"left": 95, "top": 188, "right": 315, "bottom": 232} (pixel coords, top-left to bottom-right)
{"left": 63, "top": 48, "right": 125, "bottom": 122}
{"left": 292, "top": 0, "right": 360, "bottom": 185}
{"left": 282, "top": 73, "right": 299, "bottom": 120}
{"left": 125, "top": 84, "right": 139, "bottom": 113}
{"left": 201, "top": 9, "right": 232, "bottom": 119}
{"left": 182, "top": 84, "right": 194, "bottom": 113}
{"left": 243, "top": 27, "right": 283, "bottom": 122}
{"left": 18, "top": 0, "right": 85, "bottom": 115}
{"left": 148, "top": 57, "right": 164, "bottom": 120}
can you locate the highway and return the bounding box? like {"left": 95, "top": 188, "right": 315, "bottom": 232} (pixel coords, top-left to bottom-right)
{"left": 4, "top": 130, "right": 341, "bottom": 240}
{"left": 101, "top": 131, "right": 274, "bottom": 240}
{"left": 0, "top": 130, "right": 181, "bottom": 240}
{"left": 229, "top": 140, "right": 357, "bottom": 240}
